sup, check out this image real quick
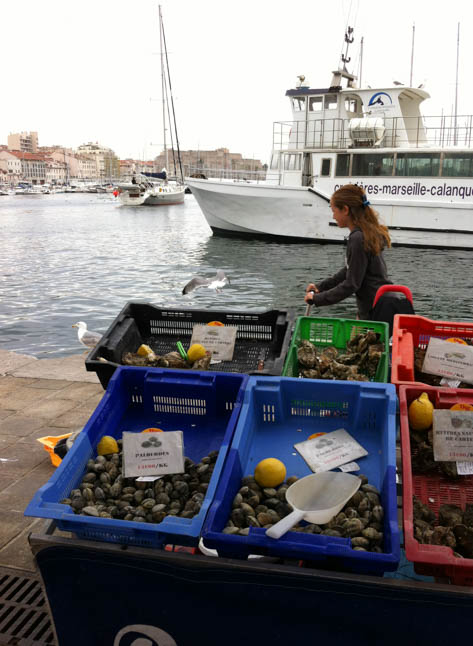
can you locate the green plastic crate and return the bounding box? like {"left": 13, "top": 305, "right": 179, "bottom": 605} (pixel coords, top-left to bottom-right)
{"left": 282, "top": 316, "right": 389, "bottom": 383}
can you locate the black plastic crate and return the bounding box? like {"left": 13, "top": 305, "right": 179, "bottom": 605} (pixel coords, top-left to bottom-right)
{"left": 86, "top": 302, "right": 295, "bottom": 388}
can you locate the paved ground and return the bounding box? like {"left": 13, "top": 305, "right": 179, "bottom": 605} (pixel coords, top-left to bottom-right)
{"left": 0, "top": 349, "right": 103, "bottom": 572}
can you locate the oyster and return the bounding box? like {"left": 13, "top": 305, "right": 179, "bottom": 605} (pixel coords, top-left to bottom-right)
{"left": 297, "top": 340, "right": 317, "bottom": 368}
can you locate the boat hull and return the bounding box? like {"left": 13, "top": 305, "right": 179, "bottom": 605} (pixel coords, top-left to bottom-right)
{"left": 187, "top": 179, "right": 473, "bottom": 249}
{"left": 145, "top": 187, "right": 185, "bottom": 205}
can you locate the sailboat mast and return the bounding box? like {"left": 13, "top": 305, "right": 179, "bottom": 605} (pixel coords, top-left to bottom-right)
{"left": 159, "top": 5, "right": 168, "bottom": 170}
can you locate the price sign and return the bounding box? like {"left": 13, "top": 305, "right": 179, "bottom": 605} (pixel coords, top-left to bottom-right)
{"left": 190, "top": 325, "right": 237, "bottom": 361}
{"left": 422, "top": 338, "right": 473, "bottom": 384}
{"left": 122, "top": 431, "right": 184, "bottom": 478}
{"left": 433, "top": 409, "right": 473, "bottom": 462}
{"left": 294, "top": 428, "right": 368, "bottom": 473}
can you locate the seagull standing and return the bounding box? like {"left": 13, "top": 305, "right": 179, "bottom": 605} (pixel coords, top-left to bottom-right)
{"left": 72, "top": 321, "right": 102, "bottom": 350}
{"left": 182, "top": 270, "right": 230, "bottom": 295}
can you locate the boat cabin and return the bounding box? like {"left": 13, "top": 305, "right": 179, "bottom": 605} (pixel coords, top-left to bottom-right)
{"left": 269, "top": 69, "right": 473, "bottom": 186}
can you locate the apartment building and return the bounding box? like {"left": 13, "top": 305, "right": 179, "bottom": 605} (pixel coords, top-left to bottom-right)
{"left": 0, "top": 150, "right": 23, "bottom": 185}
{"left": 8, "top": 131, "right": 38, "bottom": 153}
{"left": 45, "top": 158, "right": 67, "bottom": 185}
{"left": 76, "top": 142, "right": 119, "bottom": 180}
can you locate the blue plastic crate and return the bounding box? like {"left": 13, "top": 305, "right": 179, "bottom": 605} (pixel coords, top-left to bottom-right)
{"left": 25, "top": 367, "right": 248, "bottom": 549}
{"left": 202, "top": 376, "right": 400, "bottom": 575}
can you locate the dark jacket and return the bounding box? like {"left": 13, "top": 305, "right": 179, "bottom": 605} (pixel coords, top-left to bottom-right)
{"left": 310, "top": 228, "right": 391, "bottom": 319}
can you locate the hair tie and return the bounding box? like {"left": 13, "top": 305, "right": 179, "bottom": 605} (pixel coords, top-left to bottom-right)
{"left": 362, "top": 195, "right": 370, "bottom": 207}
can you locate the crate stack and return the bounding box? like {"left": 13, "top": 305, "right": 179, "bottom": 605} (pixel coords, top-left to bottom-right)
{"left": 25, "top": 305, "right": 473, "bottom": 584}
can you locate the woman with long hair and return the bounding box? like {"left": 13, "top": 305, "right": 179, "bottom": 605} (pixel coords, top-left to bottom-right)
{"left": 305, "top": 184, "right": 392, "bottom": 320}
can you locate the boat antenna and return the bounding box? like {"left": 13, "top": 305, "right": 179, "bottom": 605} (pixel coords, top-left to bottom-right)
{"left": 409, "top": 23, "right": 415, "bottom": 86}
{"left": 160, "top": 7, "right": 184, "bottom": 182}
{"left": 454, "top": 21, "right": 460, "bottom": 146}
{"left": 358, "top": 36, "right": 364, "bottom": 87}
{"left": 341, "top": 26, "right": 354, "bottom": 70}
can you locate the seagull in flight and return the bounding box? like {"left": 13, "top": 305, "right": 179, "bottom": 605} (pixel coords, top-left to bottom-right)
{"left": 72, "top": 321, "right": 102, "bottom": 350}
{"left": 182, "top": 270, "right": 230, "bottom": 295}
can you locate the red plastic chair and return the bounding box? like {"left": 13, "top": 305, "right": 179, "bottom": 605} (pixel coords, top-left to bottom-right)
{"left": 372, "top": 284, "right": 414, "bottom": 308}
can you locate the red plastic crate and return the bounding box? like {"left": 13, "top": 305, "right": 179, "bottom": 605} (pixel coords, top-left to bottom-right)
{"left": 399, "top": 384, "right": 473, "bottom": 585}
{"left": 392, "top": 314, "right": 473, "bottom": 390}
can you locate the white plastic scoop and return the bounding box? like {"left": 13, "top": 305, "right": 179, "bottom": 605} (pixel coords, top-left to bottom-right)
{"left": 265, "top": 471, "right": 361, "bottom": 540}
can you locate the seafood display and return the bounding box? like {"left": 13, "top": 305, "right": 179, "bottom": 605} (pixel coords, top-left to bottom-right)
{"left": 413, "top": 497, "right": 473, "bottom": 559}
{"left": 223, "top": 473, "right": 385, "bottom": 553}
{"left": 60, "top": 438, "right": 218, "bottom": 524}
{"left": 297, "top": 330, "right": 384, "bottom": 381}
{"left": 122, "top": 343, "right": 212, "bottom": 371}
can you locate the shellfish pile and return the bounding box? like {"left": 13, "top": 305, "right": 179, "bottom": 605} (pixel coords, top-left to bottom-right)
{"left": 224, "top": 473, "right": 385, "bottom": 552}
{"left": 297, "top": 330, "right": 383, "bottom": 381}
{"left": 413, "top": 497, "right": 473, "bottom": 559}
{"left": 60, "top": 440, "right": 218, "bottom": 523}
{"left": 122, "top": 349, "right": 211, "bottom": 371}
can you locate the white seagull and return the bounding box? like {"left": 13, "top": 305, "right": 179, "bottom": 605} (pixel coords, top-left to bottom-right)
{"left": 72, "top": 321, "right": 102, "bottom": 350}
{"left": 182, "top": 270, "right": 230, "bottom": 295}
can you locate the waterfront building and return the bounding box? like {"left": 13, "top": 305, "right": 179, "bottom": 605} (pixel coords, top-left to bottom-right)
{"left": 45, "top": 158, "right": 67, "bottom": 185}
{"left": 0, "top": 150, "right": 23, "bottom": 185}
{"left": 5, "top": 151, "right": 47, "bottom": 184}
{"left": 7, "top": 131, "right": 38, "bottom": 153}
{"left": 153, "top": 147, "right": 265, "bottom": 178}
{"left": 76, "top": 142, "right": 119, "bottom": 181}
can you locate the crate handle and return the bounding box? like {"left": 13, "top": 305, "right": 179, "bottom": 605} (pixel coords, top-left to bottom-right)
{"left": 144, "top": 369, "right": 215, "bottom": 386}
{"left": 373, "top": 284, "right": 413, "bottom": 308}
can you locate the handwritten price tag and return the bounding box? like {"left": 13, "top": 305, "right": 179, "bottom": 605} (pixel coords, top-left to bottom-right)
{"left": 122, "top": 431, "right": 184, "bottom": 478}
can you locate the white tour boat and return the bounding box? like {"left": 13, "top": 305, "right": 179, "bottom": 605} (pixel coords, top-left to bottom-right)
{"left": 187, "top": 34, "right": 473, "bottom": 249}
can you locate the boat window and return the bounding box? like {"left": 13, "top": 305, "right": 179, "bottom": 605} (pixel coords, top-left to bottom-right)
{"left": 395, "top": 153, "right": 440, "bottom": 177}
{"left": 321, "top": 159, "right": 332, "bottom": 176}
{"left": 324, "top": 95, "right": 338, "bottom": 110}
{"left": 270, "top": 153, "right": 279, "bottom": 170}
{"left": 335, "top": 154, "right": 350, "bottom": 176}
{"left": 309, "top": 96, "right": 323, "bottom": 112}
{"left": 292, "top": 97, "right": 306, "bottom": 112}
{"left": 442, "top": 153, "right": 473, "bottom": 177}
{"left": 284, "top": 154, "right": 301, "bottom": 170}
{"left": 344, "top": 98, "right": 358, "bottom": 113}
{"left": 352, "top": 154, "right": 394, "bottom": 176}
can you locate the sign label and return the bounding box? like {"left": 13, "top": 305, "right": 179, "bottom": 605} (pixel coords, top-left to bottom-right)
{"left": 190, "top": 325, "right": 237, "bottom": 361}
{"left": 432, "top": 409, "right": 473, "bottom": 462}
{"left": 422, "top": 338, "right": 473, "bottom": 384}
{"left": 294, "top": 428, "right": 368, "bottom": 473}
{"left": 122, "top": 431, "right": 184, "bottom": 478}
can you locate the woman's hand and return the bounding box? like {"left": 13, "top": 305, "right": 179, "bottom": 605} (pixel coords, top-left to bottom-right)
{"left": 304, "top": 290, "right": 317, "bottom": 305}
{"left": 305, "top": 283, "right": 319, "bottom": 294}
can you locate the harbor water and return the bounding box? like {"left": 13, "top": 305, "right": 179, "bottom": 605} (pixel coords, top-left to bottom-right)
{"left": 0, "top": 192, "right": 472, "bottom": 358}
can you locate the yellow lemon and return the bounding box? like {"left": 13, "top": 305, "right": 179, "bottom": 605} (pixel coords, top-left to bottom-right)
{"left": 187, "top": 343, "right": 207, "bottom": 362}
{"left": 446, "top": 338, "right": 468, "bottom": 345}
{"left": 207, "top": 321, "right": 224, "bottom": 326}
{"left": 308, "top": 432, "right": 326, "bottom": 440}
{"left": 141, "top": 427, "right": 164, "bottom": 433}
{"left": 451, "top": 403, "right": 473, "bottom": 411}
{"left": 97, "top": 435, "right": 119, "bottom": 455}
{"left": 408, "top": 392, "right": 434, "bottom": 431}
{"left": 137, "top": 344, "right": 154, "bottom": 357}
{"left": 254, "top": 458, "right": 286, "bottom": 488}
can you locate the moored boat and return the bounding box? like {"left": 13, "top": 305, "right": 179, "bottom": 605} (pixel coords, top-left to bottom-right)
{"left": 187, "top": 29, "right": 473, "bottom": 250}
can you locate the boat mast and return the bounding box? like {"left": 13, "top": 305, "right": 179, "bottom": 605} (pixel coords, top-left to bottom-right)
{"left": 410, "top": 23, "right": 415, "bottom": 86}
{"left": 159, "top": 5, "right": 168, "bottom": 170}
{"left": 454, "top": 22, "right": 460, "bottom": 146}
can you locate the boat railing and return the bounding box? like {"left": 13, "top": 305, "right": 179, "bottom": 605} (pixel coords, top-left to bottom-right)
{"left": 273, "top": 114, "right": 473, "bottom": 150}
{"left": 185, "top": 167, "right": 267, "bottom": 183}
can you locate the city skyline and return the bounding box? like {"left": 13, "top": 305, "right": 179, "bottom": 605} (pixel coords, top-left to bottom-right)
{"left": 3, "top": 0, "right": 473, "bottom": 164}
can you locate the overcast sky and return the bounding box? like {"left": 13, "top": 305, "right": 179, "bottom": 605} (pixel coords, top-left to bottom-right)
{"left": 2, "top": 0, "right": 473, "bottom": 164}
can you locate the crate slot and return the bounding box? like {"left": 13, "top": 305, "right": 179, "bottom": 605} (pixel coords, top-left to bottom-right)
{"left": 153, "top": 395, "right": 207, "bottom": 416}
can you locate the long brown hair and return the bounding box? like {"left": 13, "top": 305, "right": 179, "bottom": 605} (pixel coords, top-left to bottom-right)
{"left": 331, "top": 184, "right": 391, "bottom": 255}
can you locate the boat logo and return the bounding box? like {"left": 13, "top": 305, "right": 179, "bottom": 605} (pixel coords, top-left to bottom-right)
{"left": 368, "top": 92, "right": 392, "bottom": 107}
